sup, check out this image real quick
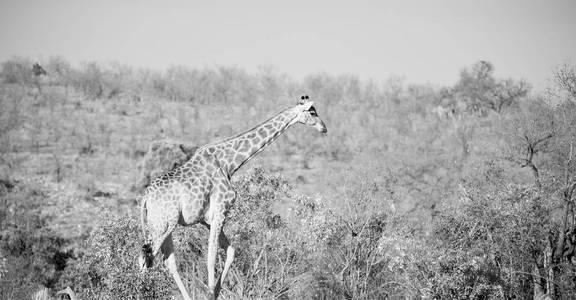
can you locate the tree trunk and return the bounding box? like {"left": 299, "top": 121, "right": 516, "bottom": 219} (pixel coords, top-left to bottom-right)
{"left": 533, "top": 264, "right": 547, "bottom": 299}
{"left": 527, "top": 161, "right": 541, "bottom": 189}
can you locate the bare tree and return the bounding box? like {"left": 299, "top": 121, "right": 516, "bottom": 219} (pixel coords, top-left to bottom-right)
{"left": 504, "top": 64, "right": 576, "bottom": 298}
{"left": 554, "top": 63, "right": 576, "bottom": 100}
{"left": 454, "top": 61, "right": 529, "bottom": 115}
{"left": 504, "top": 98, "right": 556, "bottom": 188}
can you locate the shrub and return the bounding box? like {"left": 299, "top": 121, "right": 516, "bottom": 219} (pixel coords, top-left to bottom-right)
{"left": 71, "top": 61, "right": 129, "bottom": 99}
{"left": 59, "top": 216, "right": 173, "bottom": 299}
{"left": 46, "top": 56, "right": 73, "bottom": 86}
{"left": 428, "top": 183, "right": 553, "bottom": 299}
{"left": 225, "top": 167, "right": 306, "bottom": 298}
{"left": 132, "top": 140, "right": 198, "bottom": 193}
{"left": 70, "top": 62, "right": 105, "bottom": 99}
{"left": 57, "top": 167, "right": 312, "bottom": 299}
{"left": 0, "top": 57, "right": 34, "bottom": 84}
{"left": 290, "top": 171, "right": 396, "bottom": 299}
{"left": 0, "top": 182, "right": 72, "bottom": 299}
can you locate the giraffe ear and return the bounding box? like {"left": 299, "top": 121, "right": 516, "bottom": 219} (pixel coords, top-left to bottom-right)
{"left": 300, "top": 101, "right": 314, "bottom": 111}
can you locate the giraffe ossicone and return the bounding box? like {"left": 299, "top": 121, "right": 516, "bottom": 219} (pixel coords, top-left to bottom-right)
{"left": 138, "top": 96, "right": 327, "bottom": 300}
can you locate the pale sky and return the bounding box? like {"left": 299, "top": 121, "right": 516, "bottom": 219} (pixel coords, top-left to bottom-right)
{"left": 1, "top": 0, "right": 575, "bottom": 90}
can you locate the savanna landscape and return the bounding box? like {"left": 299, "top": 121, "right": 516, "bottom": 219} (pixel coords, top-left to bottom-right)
{"left": 1, "top": 56, "right": 576, "bottom": 299}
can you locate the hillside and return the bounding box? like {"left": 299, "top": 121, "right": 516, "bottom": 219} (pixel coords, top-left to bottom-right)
{"left": 1, "top": 57, "right": 575, "bottom": 299}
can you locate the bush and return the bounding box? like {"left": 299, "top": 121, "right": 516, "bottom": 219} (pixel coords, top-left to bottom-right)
{"left": 46, "top": 56, "right": 73, "bottom": 86}
{"left": 57, "top": 168, "right": 313, "bottom": 299}
{"left": 225, "top": 167, "right": 306, "bottom": 298}
{"left": 289, "top": 171, "right": 396, "bottom": 299}
{"left": 0, "top": 182, "right": 72, "bottom": 299}
{"left": 0, "top": 57, "right": 34, "bottom": 84}
{"left": 428, "top": 183, "right": 553, "bottom": 299}
{"left": 70, "top": 62, "right": 106, "bottom": 99}
{"left": 132, "top": 140, "right": 198, "bottom": 193}
{"left": 59, "top": 216, "right": 173, "bottom": 299}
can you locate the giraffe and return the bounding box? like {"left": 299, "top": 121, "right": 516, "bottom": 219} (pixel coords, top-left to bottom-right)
{"left": 139, "top": 95, "right": 327, "bottom": 300}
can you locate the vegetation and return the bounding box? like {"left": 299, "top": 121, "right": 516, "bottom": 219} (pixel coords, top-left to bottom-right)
{"left": 1, "top": 56, "right": 575, "bottom": 299}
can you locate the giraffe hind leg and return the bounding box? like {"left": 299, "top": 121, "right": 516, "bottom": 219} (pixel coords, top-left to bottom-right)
{"left": 152, "top": 223, "right": 177, "bottom": 257}
{"left": 215, "top": 231, "right": 235, "bottom": 298}
{"left": 162, "top": 233, "right": 193, "bottom": 300}
{"left": 140, "top": 221, "right": 177, "bottom": 271}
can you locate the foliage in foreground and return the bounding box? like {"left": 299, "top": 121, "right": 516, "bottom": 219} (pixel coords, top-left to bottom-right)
{"left": 2, "top": 160, "right": 576, "bottom": 299}
{"left": 0, "top": 180, "right": 71, "bottom": 300}
{"left": 58, "top": 217, "right": 173, "bottom": 300}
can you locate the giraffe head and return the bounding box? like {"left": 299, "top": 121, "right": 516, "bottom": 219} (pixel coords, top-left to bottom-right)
{"left": 294, "top": 95, "right": 327, "bottom": 134}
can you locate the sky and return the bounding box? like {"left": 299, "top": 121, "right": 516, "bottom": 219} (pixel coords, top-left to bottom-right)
{"left": 0, "top": 0, "right": 575, "bottom": 91}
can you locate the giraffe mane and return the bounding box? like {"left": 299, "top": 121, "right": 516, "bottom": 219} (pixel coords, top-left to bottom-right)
{"left": 200, "top": 105, "right": 294, "bottom": 149}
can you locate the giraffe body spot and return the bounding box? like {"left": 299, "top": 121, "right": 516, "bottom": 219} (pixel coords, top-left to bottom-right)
{"left": 233, "top": 140, "right": 243, "bottom": 151}
{"left": 257, "top": 128, "right": 267, "bottom": 138}
{"left": 239, "top": 140, "right": 250, "bottom": 152}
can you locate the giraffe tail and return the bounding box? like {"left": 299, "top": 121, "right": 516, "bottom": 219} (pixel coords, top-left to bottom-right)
{"left": 139, "top": 196, "right": 153, "bottom": 270}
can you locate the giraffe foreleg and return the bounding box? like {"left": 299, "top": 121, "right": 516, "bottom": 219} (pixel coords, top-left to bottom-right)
{"left": 207, "top": 172, "right": 236, "bottom": 299}
{"left": 207, "top": 214, "right": 224, "bottom": 299}
{"left": 216, "top": 231, "right": 235, "bottom": 297}
{"left": 200, "top": 221, "right": 236, "bottom": 298}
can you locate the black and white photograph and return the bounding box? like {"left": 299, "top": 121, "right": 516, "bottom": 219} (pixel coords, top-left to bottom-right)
{"left": 1, "top": 1, "right": 575, "bottom": 299}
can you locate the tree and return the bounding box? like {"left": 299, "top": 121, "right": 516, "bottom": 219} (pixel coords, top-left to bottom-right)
{"left": 433, "top": 182, "right": 552, "bottom": 299}
{"left": 46, "top": 55, "right": 72, "bottom": 85}
{"left": 553, "top": 63, "right": 576, "bottom": 101}
{"left": 454, "top": 61, "right": 529, "bottom": 115}
{"left": 503, "top": 98, "right": 556, "bottom": 188}
{"left": 0, "top": 57, "right": 33, "bottom": 85}
{"left": 503, "top": 63, "right": 576, "bottom": 298}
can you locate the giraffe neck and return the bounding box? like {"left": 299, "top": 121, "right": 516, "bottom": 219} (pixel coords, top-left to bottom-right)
{"left": 207, "top": 106, "right": 298, "bottom": 178}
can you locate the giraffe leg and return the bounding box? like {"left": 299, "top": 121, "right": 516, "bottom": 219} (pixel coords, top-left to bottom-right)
{"left": 152, "top": 223, "right": 176, "bottom": 257}
{"left": 200, "top": 221, "right": 236, "bottom": 297}
{"left": 139, "top": 223, "right": 175, "bottom": 272}
{"left": 162, "top": 233, "right": 193, "bottom": 300}
{"left": 207, "top": 215, "right": 224, "bottom": 299}
{"left": 215, "top": 231, "right": 235, "bottom": 297}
